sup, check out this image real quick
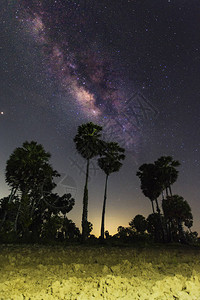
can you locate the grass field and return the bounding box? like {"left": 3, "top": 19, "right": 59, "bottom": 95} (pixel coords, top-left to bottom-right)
{"left": 0, "top": 243, "right": 200, "bottom": 299}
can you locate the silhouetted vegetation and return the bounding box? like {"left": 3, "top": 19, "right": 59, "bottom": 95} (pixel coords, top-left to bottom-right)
{"left": 73, "top": 122, "right": 103, "bottom": 241}
{"left": 98, "top": 142, "right": 125, "bottom": 240}
{"left": 134, "top": 156, "right": 197, "bottom": 244}
{"left": 0, "top": 127, "right": 199, "bottom": 247}
{"left": 0, "top": 141, "right": 77, "bottom": 244}
{"left": 129, "top": 214, "right": 147, "bottom": 235}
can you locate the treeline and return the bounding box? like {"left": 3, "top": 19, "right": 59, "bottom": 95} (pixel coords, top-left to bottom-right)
{"left": 114, "top": 157, "right": 198, "bottom": 244}
{"left": 0, "top": 122, "right": 198, "bottom": 245}
{"left": 0, "top": 141, "right": 80, "bottom": 243}
{"left": 0, "top": 122, "right": 125, "bottom": 243}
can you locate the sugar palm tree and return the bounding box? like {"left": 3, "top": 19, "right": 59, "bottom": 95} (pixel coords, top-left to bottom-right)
{"left": 5, "top": 141, "right": 55, "bottom": 194}
{"left": 5, "top": 141, "right": 58, "bottom": 233}
{"left": 154, "top": 156, "right": 180, "bottom": 197}
{"left": 74, "top": 122, "right": 103, "bottom": 241}
{"left": 136, "top": 163, "right": 165, "bottom": 242}
{"left": 98, "top": 142, "right": 125, "bottom": 239}
{"left": 136, "top": 163, "right": 163, "bottom": 213}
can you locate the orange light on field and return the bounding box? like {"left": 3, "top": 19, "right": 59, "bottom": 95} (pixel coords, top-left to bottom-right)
{"left": 0, "top": 112, "right": 4, "bottom": 115}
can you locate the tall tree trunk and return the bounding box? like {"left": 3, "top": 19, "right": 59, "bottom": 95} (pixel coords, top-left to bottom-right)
{"left": 167, "top": 220, "right": 172, "bottom": 242}
{"left": 178, "top": 219, "right": 185, "bottom": 243}
{"left": 151, "top": 200, "right": 155, "bottom": 214}
{"left": 155, "top": 198, "right": 160, "bottom": 214}
{"left": 15, "top": 192, "right": 30, "bottom": 236}
{"left": 100, "top": 174, "right": 109, "bottom": 239}
{"left": 169, "top": 185, "right": 173, "bottom": 197}
{"left": 9, "top": 187, "right": 18, "bottom": 203}
{"left": 31, "top": 183, "right": 45, "bottom": 218}
{"left": 14, "top": 201, "right": 22, "bottom": 232}
{"left": 155, "top": 198, "right": 165, "bottom": 242}
{"left": 169, "top": 220, "right": 174, "bottom": 242}
{"left": 165, "top": 187, "right": 169, "bottom": 198}
{"left": 82, "top": 159, "right": 90, "bottom": 242}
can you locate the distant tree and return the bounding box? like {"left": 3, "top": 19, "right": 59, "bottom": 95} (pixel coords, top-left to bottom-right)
{"left": 30, "top": 192, "right": 75, "bottom": 241}
{"left": 155, "top": 156, "right": 180, "bottom": 198}
{"left": 184, "top": 230, "right": 198, "bottom": 244}
{"left": 129, "top": 214, "right": 147, "bottom": 234}
{"left": 60, "top": 217, "right": 80, "bottom": 240}
{"left": 74, "top": 122, "right": 103, "bottom": 241}
{"left": 41, "top": 215, "right": 63, "bottom": 240}
{"left": 162, "top": 195, "right": 193, "bottom": 243}
{"left": 105, "top": 230, "right": 110, "bottom": 239}
{"left": 117, "top": 226, "right": 127, "bottom": 238}
{"left": 117, "top": 226, "right": 133, "bottom": 240}
{"left": 146, "top": 213, "right": 164, "bottom": 242}
{"left": 137, "top": 157, "right": 180, "bottom": 243}
{"left": 98, "top": 142, "right": 125, "bottom": 239}
{"left": 86, "top": 221, "right": 93, "bottom": 237}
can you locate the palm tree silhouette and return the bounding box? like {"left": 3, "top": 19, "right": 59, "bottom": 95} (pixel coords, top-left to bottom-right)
{"left": 154, "top": 156, "right": 180, "bottom": 198}
{"left": 74, "top": 122, "right": 103, "bottom": 241}
{"left": 98, "top": 142, "right": 125, "bottom": 239}
{"left": 136, "top": 163, "right": 165, "bottom": 242}
{"left": 136, "top": 163, "right": 163, "bottom": 213}
{"left": 5, "top": 141, "right": 58, "bottom": 233}
{"left": 5, "top": 141, "right": 54, "bottom": 192}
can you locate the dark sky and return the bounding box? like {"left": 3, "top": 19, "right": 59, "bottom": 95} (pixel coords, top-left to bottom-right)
{"left": 1, "top": 0, "right": 200, "bottom": 236}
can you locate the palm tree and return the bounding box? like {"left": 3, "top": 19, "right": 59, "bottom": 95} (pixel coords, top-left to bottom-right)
{"left": 136, "top": 163, "right": 166, "bottom": 242}
{"left": 98, "top": 142, "right": 125, "bottom": 239}
{"left": 5, "top": 141, "right": 59, "bottom": 234}
{"left": 74, "top": 122, "right": 103, "bottom": 241}
{"left": 5, "top": 141, "right": 56, "bottom": 193}
{"left": 154, "top": 156, "right": 180, "bottom": 197}
{"left": 136, "top": 163, "right": 163, "bottom": 213}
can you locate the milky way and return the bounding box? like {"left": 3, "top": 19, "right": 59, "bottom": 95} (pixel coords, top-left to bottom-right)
{"left": 15, "top": 0, "right": 159, "bottom": 159}
{"left": 2, "top": 0, "right": 200, "bottom": 236}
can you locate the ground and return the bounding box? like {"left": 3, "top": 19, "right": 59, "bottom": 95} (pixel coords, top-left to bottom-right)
{"left": 0, "top": 243, "right": 200, "bottom": 299}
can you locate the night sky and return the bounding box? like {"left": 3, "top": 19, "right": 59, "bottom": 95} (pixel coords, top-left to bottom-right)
{"left": 1, "top": 0, "right": 200, "bottom": 237}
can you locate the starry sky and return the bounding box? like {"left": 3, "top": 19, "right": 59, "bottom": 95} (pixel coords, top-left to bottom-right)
{"left": 1, "top": 0, "right": 200, "bottom": 237}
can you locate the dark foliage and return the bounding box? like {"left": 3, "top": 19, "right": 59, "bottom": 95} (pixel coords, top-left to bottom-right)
{"left": 0, "top": 141, "right": 76, "bottom": 244}
{"left": 74, "top": 122, "right": 103, "bottom": 242}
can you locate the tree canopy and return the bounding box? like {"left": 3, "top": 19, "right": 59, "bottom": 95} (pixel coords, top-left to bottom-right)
{"left": 1, "top": 141, "right": 75, "bottom": 242}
